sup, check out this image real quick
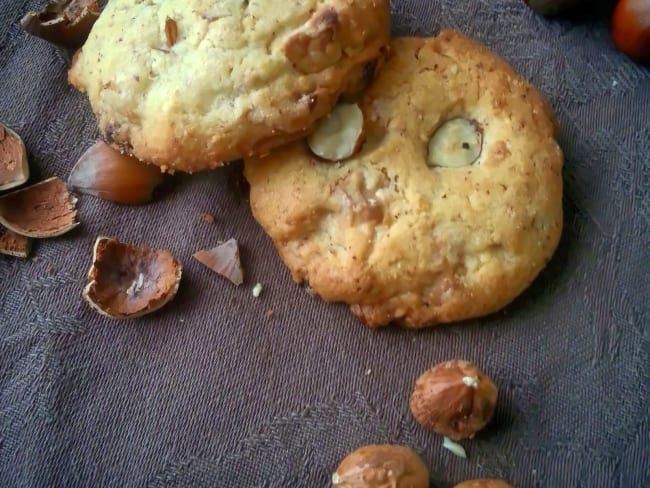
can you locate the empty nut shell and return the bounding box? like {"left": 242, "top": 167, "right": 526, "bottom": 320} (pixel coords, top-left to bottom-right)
{"left": 83, "top": 237, "right": 182, "bottom": 319}
{"left": 0, "top": 123, "right": 29, "bottom": 192}
{"left": 410, "top": 359, "right": 498, "bottom": 440}
{"left": 332, "top": 444, "right": 429, "bottom": 488}
{"left": 0, "top": 177, "right": 79, "bottom": 238}
{"left": 21, "top": 0, "right": 100, "bottom": 50}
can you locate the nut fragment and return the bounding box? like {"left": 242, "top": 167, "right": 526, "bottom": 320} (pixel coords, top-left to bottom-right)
{"left": 252, "top": 282, "right": 263, "bottom": 297}
{"left": 165, "top": 17, "right": 178, "bottom": 47}
{"left": 307, "top": 103, "right": 365, "bottom": 161}
{"left": 0, "top": 177, "right": 79, "bottom": 238}
{"left": 453, "top": 480, "right": 514, "bottom": 488}
{"left": 0, "top": 123, "right": 29, "bottom": 192}
{"left": 68, "top": 141, "right": 164, "bottom": 205}
{"left": 20, "top": 0, "right": 100, "bottom": 50}
{"left": 332, "top": 444, "right": 429, "bottom": 488}
{"left": 442, "top": 436, "right": 467, "bottom": 459}
{"left": 193, "top": 238, "right": 244, "bottom": 286}
{"left": 0, "top": 227, "right": 32, "bottom": 258}
{"left": 83, "top": 237, "right": 182, "bottom": 319}
{"left": 410, "top": 359, "right": 498, "bottom": 440}
{"left": 428, "top": 118, "right": 482, "bottom": 168}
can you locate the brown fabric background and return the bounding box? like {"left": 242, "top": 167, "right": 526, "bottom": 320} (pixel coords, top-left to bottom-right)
{"left": 1, "top": 1, "right": 649, "bottom": 487}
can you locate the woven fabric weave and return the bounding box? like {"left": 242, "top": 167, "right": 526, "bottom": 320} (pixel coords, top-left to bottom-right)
{"left": 1, "top": 1, "right": 648, "bottom": 486}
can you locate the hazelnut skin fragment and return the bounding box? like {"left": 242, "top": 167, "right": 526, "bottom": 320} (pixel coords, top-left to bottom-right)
{"left": 332, "top": 444, "right": 429, "bottom": 488}
{"left": 20, "top": 0, "right": 100, "bottom": 50}
{"left": 410, "top": 359, "right": 498, "bottom": 441}
{"left": 453, "top": 480, "right": 515, "bottom": 488}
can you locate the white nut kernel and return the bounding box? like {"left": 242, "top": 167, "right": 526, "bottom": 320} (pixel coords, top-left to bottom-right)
{"left": 307, "top": 103, "right": 365, "bottom": 161}
{"left": 428, "top": 118, "right": 482, "bottom": 168}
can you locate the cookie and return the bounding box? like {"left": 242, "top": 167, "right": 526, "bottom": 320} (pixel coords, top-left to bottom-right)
{"left": 68, "top": 0, "right": 390, "bottom": 173}
{"left": 243, "top": 31, "right": 564, "bottom": 329}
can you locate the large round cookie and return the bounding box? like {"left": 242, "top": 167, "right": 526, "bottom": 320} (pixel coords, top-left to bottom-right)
{"left": 244, "top": 30, "right": 564, "bottom": 329}
{"left": 68, "top": 0, "right": 390, "bottom": 173}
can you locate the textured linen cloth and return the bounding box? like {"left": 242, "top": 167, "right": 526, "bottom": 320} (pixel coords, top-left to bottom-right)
{"left": 1, "top": 1, "right": 649, "bottom": 487}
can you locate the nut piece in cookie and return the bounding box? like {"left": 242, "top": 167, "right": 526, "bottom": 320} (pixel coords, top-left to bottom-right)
{"left": 428, "top": 118, "right": 482, "bottom": 168}
{"left": 409, "top": 360, "right": 498, "bottom": 440}
{"left": 67, "top": 0, "right": 390, "bottom": 173}
{"left": 332, "top": 444, "right": 429, "bottom": 488}
{"left": 307, "top": 103, "right": 365, "bottom": 161}
{"left": 244, "top": 31, "right": 564, "bottom": 329}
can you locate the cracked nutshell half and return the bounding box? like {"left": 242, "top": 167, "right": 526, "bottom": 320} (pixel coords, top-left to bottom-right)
{"left": 83, "top": 237, "right": 182, "bottom": 319}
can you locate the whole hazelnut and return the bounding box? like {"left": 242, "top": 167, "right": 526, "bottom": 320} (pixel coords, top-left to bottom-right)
{"left": 409, "top": 359, "right": 498, "bottom": 440}
{"left": 453, "top": 479, "right": 514, "bottom": 488}
{"left": 332, "top": 444, "right": 429, "bottom": 488}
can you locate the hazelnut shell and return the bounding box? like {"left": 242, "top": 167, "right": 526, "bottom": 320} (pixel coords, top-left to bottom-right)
{"left": 0, "top": 227, "right": 32, "bottom": 258}
{"left": 0, "top": 177, "right": 79, "bottom": 238}
{"left": 20, "top": 0, "right": 100, "bottom": 50}
{"left": 0, "top": 123, "right": 29, "bottom": 192}
{"left": 68, "top": 140, "right": 164, "bottom": 205}
{"left": 83, "top": 237, "right": 182, "bottom": 319}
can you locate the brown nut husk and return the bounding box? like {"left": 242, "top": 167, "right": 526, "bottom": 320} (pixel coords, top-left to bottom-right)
{"left": 21, "top": 0, "right": 100, "bottom": 50}
{"left": 193, "top": 238, "right": 244, "bottom": 286}
{"left": 0, "top": 123, "right": 29, "bottom": 192}
{"left": 410, "top": 359, "right": 498, "bottom": 441}
{"left": 0, "top": 227, "right": 32, "bottom": 258}
{"left": 332, "top": 444, "right": 429, "bottom": 488}
{"left": 307, "top": 103, "right": 365, "bottom": 161}
{"left": 0, "top": 177, "right": 79, "bottom": 238}
{"left": 454, "top": 480, "right": 515, "bottom": 488}
{"left": 83, "top": 237, "right": 182, "bottom": 319}
{"left": 68, "top": 140, "right": 164, "bottom": 205}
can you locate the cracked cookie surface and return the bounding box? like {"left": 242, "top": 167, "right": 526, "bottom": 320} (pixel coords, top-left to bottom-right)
{"left": 244, "top": 31, "right": 563, "bottom": 329}
{"left": 68, "top": 0, "right": 390, "bottom": 173}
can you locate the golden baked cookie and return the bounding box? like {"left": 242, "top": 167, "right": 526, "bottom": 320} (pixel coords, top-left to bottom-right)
{"left": 68, "top": 0, "right": 390, "bottom": 173}
{"left": 244, "top": 31, "right": 564, "bottom": 329}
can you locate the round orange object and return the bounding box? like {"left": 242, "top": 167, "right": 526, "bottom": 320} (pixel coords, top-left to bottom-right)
{"left": 612, "top": 0, "right": 650, "bottom": 63}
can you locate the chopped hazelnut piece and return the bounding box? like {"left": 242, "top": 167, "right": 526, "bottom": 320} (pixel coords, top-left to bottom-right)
{"left": 193, "top": 238, "right": 244, "bottom": 286}
{"left": 21, "top": 0, "right": 100, "bottom": 50}
{"left": 307, "top": 103, "right": 365, "bottom": 161}
{"left": 201, "top": 213, "right": 215, "bottom": 224}
{"left": 0, "top": 177, "right": 79, "bottom": 238}
{"left": 428, "top": 118, "right": 482, "bottom": 168}
{"left": 0, "top": 123, "right": 29, "bottom": 192}
{"left": 83, "top": 237, "right": 182, "bottom": 319}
